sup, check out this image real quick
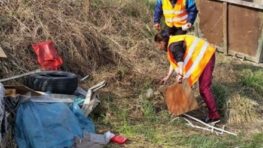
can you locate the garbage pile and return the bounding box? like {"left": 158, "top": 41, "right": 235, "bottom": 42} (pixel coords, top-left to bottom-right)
{"left": 0, "top": 41, "right": 127, "bottom": 147}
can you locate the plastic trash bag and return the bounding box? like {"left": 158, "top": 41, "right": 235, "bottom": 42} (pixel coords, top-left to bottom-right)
{"left": 15, "top": 99, "right": 95, "bottom": 148}
{"left": 32, "top": 41, "right": 63, "bottom": 70}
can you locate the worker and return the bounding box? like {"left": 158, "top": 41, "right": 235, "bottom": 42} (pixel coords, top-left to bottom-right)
{"left": 153, "top": 0, "right": 198, "bottom": 35}
{"left": 155, "top": 30, "right": 220, "bottom": 123}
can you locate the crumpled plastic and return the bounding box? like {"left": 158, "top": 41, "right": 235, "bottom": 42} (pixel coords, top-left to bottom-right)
{"left": 15, "top": 99, "right": 95, "bottom": 148}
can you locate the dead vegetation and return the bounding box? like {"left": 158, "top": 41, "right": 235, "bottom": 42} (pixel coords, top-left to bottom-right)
{"left": 227, "top": 93, "right": 260, "bottom": 124}
{"left": 213, "top": 58, "right": 263, "bottom": 126}
{"left": 0, "top": 0, "right": 115, "bottom": 77}
{"left": 0, "top": 0, "right": 164, "bottom": 79}
{"left": 0, "top": 0, "right": 262, "bottom": 147}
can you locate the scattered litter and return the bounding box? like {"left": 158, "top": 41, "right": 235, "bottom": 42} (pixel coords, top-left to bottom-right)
{"left": 74, "top": 131, "right": 115, "bottom": 148}
{"left": 32, "top": 93, "right": 75, "bottom": 103}
{"left": 110, "top": 134, "right": 128, "bottom": 144}
{"left": 89, "top": 132, "right": 113, "bottom": 144}
{"left": 15, "top": 99, "right": 95, "bottom": 148}
{"left": 1, "top": 69, "right": 121, "bottom": 148}
{"left": 32, "top": 41, "right": 63, "bottom": 70}
{"left": 82, "top": 94, "right": 101, "bottom": 116}
{"left": 77, "top": 131, "right": 128, "bottom": 145}
{"left": 24, "top": 71, "right": 78, "bottom": 94}
{"left": 74, "top": 87, "right": 88, "bottom": 97}
{"left": 183, "top": 114, "right": 237, "bottom": 136}
{"left": 0, "top": 69, "right": 41, "bottom": 83}
{"left": 88, "top": 81, "right": 107, "bottom": 92}
{"left": 80, "top": 75, "right": 90, "bottom": 82}
{"left": 30, "top": 97, "right": 73, "bottom": 103}
{"left": 82, "top": 81, "right": 106, "bottom": 116}
{"left": 4, "top": 85, "right": 42, "bottom": 97}
{"left": 169, "top": 117, "right": 179, "bottom": 123}
{"left": 146, "top": 88, "right": 154, "bottom": 98}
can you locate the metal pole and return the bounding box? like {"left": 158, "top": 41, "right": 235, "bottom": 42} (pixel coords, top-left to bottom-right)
{"left": 0, "top": 69, "right": 41, "bottom": 83}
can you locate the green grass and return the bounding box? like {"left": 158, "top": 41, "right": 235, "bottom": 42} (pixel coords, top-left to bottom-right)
{"left": 96, "top": 64, "right": 263, "bottom": 147}
{"left": 89, "top": 1, "right": 263, "bottom": 147}
{"left": 182, "top": 135, "right": 234, "bottom": 148}
{"left": 141, "top": 99, "right": 157, "bottom": 121}
{"left": 106, "top": 111, "right": 263, "bottom": 147}
{"left": 212, "top": 83, "right": 229, "bottom": 116}
{"left": 97, "top": 91, "right": 262, "bottom": 148}
{"left": 97, "top": 77, "right": 262, "bottom": 147}
{"left": 243, "top": 133, "right": 263, "bottom": 148}
{"left": 241, "top": 69, "right": 263, "bottom": 96}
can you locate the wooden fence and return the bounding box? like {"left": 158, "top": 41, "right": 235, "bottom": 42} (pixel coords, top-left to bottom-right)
{"left": 196, "top": 0, "right": 263, "bottom": 63}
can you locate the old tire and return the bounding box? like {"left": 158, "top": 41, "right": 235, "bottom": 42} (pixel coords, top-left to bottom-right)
{"left": 24, "top": 71, "right": 78, "bottom": 94}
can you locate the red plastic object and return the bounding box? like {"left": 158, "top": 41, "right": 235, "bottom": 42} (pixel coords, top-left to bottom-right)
{"left": 32, "top": 41, "right": 63, "bottom": 70}
{"left": 110, "top": 135, "right": 128, "bottom": 144}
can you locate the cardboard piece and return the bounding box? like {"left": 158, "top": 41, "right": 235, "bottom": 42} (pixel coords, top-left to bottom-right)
{"left": 0, "top": 46, "right": 7, "bottom": 58}
{"left": 165, "top": 80, "right": 199, "bottom": 116}
{"left": 4, "top": 85, "right": 42, "bottom": 97}
{"left": 5, "top": 89, "right": 16, "bottom": 97}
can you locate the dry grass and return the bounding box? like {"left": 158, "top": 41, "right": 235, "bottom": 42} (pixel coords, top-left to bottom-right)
{"left": 0, "top": 0, "right": 116, "bottom": 78}
{"left": 0, "top": 0, "right": 164, "bottom": 80}
{"left": 227, "top": 93, "right": 260, "bottom": 124}
{"left": 0, "top": 0, "right": 263, "bottom": 147}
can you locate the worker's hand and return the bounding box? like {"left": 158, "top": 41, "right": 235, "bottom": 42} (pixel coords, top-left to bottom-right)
{"left": 182, "top": 23, "right": 192, "bottom": 31}
{"left": 176, "top": 74, "right": 183, "bottom": 83}
{"left": 159, "top": 76, "right": 169, "bottom": 85}
{"left": 153, "top": 23, "right": 161, "bottom": 31}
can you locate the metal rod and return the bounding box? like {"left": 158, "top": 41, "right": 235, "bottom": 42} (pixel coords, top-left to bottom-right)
{"left": 183, "top": 114, "right": 237, "bottom": 136}
{"left": 80, "top": 74, "right": 90, "bottom": 81}
{"left": 0, "top": 69, "right": 41, "bottom": 82}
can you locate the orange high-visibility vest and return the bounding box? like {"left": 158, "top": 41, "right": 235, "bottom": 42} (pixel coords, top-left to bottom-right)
{"left": 167, "top": 35, "right": 216, "bottom": 86}
{"left": 162, "top": 0, "right": 188, "bottom": 27}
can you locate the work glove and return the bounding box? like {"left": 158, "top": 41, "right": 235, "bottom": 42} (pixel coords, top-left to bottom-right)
{"left": 182, "top": 23, "right": 192, "bottom": 31}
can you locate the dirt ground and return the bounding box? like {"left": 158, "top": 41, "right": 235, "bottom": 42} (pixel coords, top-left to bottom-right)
{"left": 0, "top": 0, "right": 262, "bottom": 147}
{"left": 87, "top": 52, "right": 263, "bottom": 147}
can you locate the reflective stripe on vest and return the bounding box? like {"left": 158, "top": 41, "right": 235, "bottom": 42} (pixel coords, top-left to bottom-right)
{"left": 162, "top": 0, "right": 188, "bottom": 27}
{"left": 167, "top": 35, "right": 216, "bottom": 86}
{"left": 165, "top": 15, "right": 188, "bottom": 23}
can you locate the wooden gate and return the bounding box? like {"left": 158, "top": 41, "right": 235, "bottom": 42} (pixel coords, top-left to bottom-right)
{"left": 196, "top": 0, "right": 263, "bottom": 63}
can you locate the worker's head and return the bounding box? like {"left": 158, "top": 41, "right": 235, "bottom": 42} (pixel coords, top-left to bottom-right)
{"left": 154, "top": 30, "right": 169, "bottom": 51}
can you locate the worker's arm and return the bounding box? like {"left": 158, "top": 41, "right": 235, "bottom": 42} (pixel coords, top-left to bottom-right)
{"left": 176, "top": 62, "right": 184, "bottom": 82}
{"left": 186, "top": 0, "right": 198, "bottom": 25}
{"left": 153, "top": 0, "right": 163, "bottom": 30}
{"left": 160, "top": 64, "right": 174, "bottom": 84}
{"left": 170, "top": 41, "right": 185, "bottom": 82}
{"left": 182, "top": 0, "right": 198, "bottom": 31}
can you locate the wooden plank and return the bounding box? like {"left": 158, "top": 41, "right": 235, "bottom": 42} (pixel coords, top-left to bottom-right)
{"left": 211, "top": 0, "right": 263, "bottom": 10}
{"left": 223, "top": 2, "right": 228, "bottom": 55}
{"left": 4, "top": 85, "right": 42, "bottom": 96}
